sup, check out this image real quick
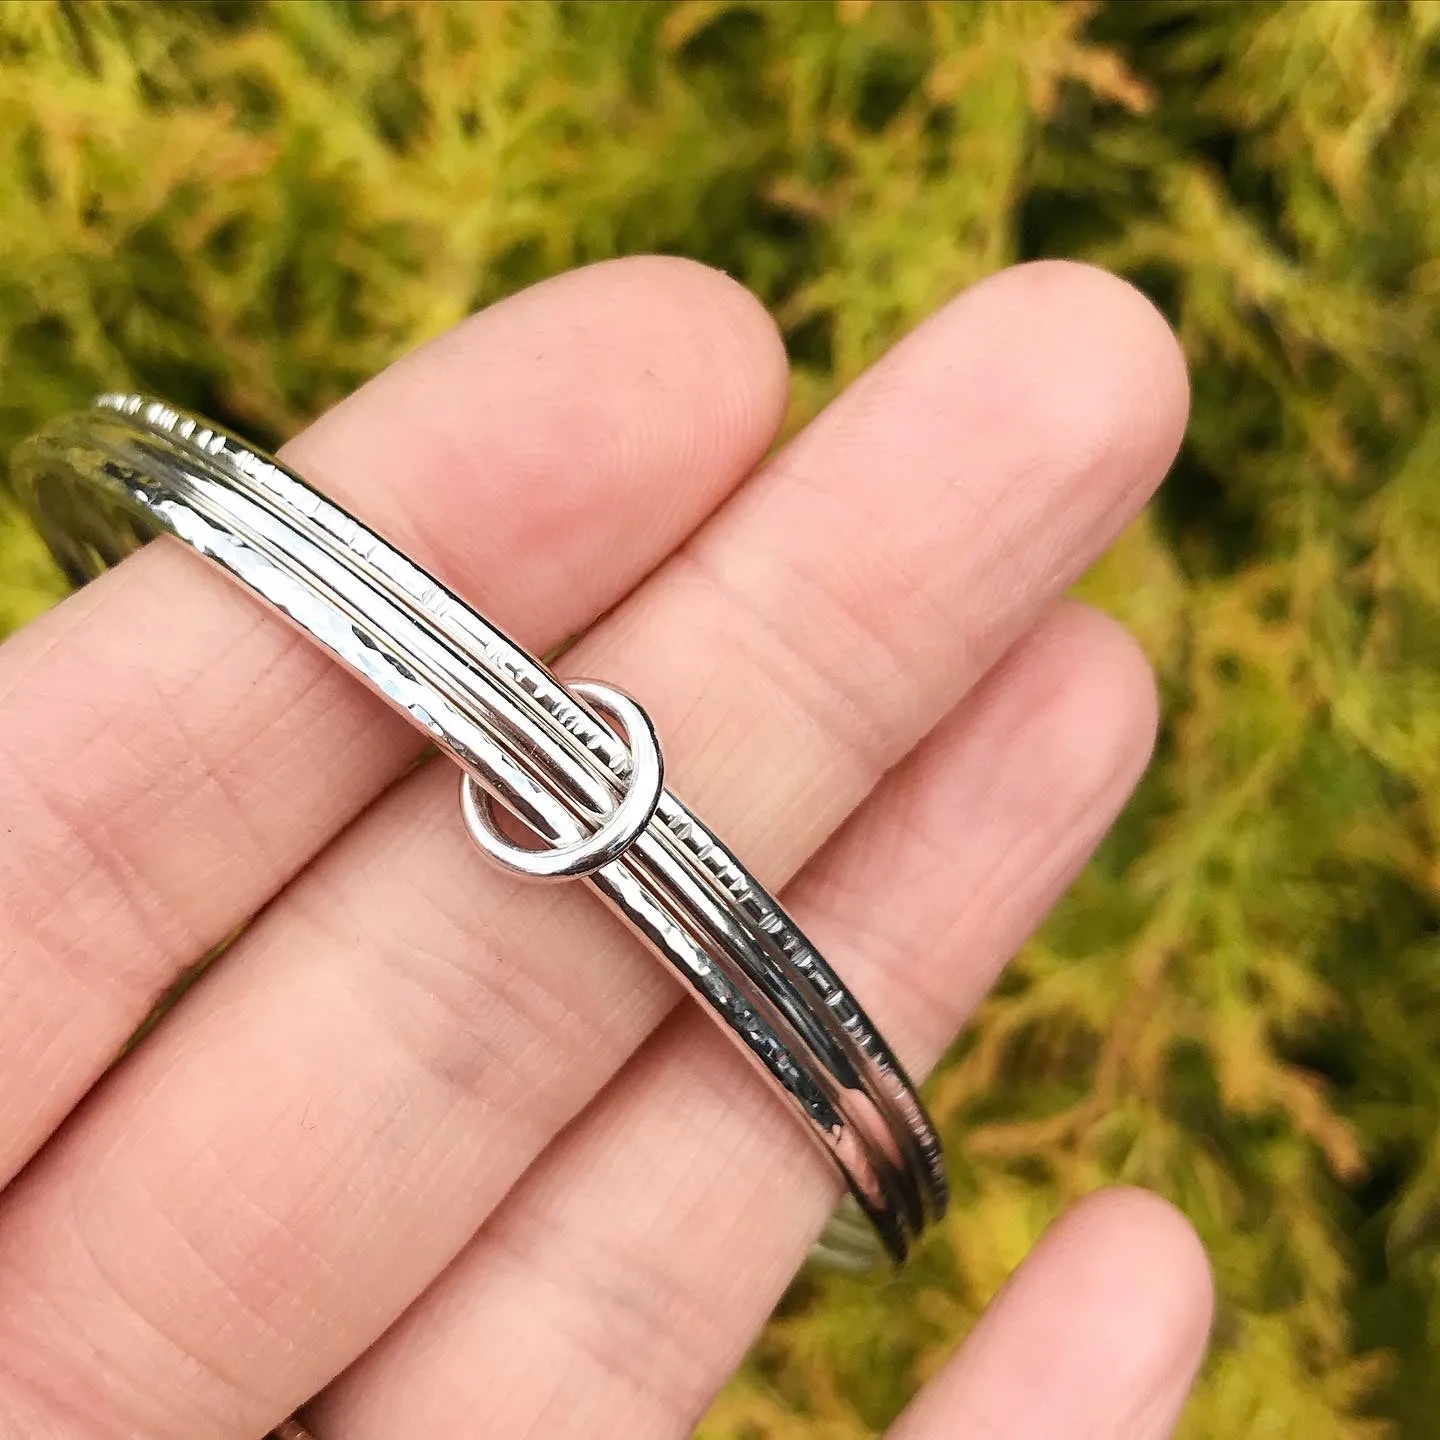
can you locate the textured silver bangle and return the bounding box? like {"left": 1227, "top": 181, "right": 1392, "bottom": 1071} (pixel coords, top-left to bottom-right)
{"left": 12, "top": 395, "right": 947, "bottom": 1267}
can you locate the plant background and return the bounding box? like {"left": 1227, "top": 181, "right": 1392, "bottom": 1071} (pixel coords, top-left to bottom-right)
{"left": 2, "top": 1, "right": 1439, "bottom": 1435}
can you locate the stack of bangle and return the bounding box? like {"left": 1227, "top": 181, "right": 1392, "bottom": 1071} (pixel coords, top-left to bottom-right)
{"left": 14, "top": 395, "right": 948, "bottom": 1271}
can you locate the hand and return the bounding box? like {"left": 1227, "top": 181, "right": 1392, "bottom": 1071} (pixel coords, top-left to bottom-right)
{"left": 0, "top": 257, "right": 1210, "bottom": 1439}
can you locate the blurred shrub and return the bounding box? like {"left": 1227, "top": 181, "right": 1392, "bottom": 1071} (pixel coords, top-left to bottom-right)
{"left": 3, "top": 1, "right": 1440, "bottom": 1434}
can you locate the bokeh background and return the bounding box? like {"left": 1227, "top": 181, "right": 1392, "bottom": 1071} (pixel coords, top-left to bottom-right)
{"left": 3, "top": 1, "right": 1439, "bottom": 1435}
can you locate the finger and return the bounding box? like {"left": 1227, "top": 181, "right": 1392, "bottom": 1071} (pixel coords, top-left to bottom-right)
{"left": 0, "top": 263, "right": 1188, "bottom": 1439}
{"left": 310, "top": 603, "right": 1159, "bottom": 1440}
{"left": 889, "top": 1189, "right": 1212, "bottom": 1440}
{"left": 0, "top": 255, "right": 785, "bottom": 1186}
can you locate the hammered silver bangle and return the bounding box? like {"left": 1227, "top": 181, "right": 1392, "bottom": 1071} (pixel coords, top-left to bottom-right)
{"left": 12, "top": 396, "right": 948, "bottom": 1276}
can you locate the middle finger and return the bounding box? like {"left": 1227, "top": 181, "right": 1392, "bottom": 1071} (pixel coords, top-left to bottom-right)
{"left": 0, "top": 262, "right": 1186, "bottom": 1439}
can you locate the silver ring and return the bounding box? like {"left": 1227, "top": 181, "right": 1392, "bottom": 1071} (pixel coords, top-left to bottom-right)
{"left": 13, "top": 394, "right": 948, "bottom": 1264}
{"left": 460, "top": 679, "right": 664, "bottom": 880}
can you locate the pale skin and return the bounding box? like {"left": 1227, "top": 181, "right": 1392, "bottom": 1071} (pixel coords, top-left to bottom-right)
{"left": 0, "top": 257, "right": 1212, "bottom": 1438}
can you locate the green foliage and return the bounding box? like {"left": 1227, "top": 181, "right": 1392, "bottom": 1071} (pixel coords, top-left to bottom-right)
{"left": 2, "top": 0, "right": 1439, "bottom": 1433}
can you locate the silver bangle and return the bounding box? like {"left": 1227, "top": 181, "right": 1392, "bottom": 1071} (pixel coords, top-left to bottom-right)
{"left": 13, "top": 394, "right": 947, "bottom": 1265}
{"left": 269, "top": 1422, "right": 315, "bottom": 1440}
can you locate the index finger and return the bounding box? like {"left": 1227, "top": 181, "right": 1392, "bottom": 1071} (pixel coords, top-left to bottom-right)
{"left": 0, "top": 255, "right": 787, "bottom": 1187}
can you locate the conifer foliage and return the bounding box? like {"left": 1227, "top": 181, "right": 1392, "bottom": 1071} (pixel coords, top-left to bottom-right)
{"left": 2, "top": 3, "right": 1438, "bottom": 1434}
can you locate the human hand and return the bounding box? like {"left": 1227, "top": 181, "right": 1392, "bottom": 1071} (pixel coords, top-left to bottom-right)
{"left": 0, "top": 257, "right": 1210, "bottom": 1438}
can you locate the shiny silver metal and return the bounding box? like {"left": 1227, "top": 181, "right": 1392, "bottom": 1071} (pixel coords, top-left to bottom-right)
{"left": 459, "top": 678, "right": 664, "bottom": 881}
{"left": 270, "top": 1421, "right": 314, "bottom": 1440}
{"left": 12, "top": 394, "right": 947, "bottom": 1264}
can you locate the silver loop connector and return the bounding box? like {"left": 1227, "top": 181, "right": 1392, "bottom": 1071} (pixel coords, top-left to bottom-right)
{"left": 458, "top": 679, "right": 665, "bottom": 880}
